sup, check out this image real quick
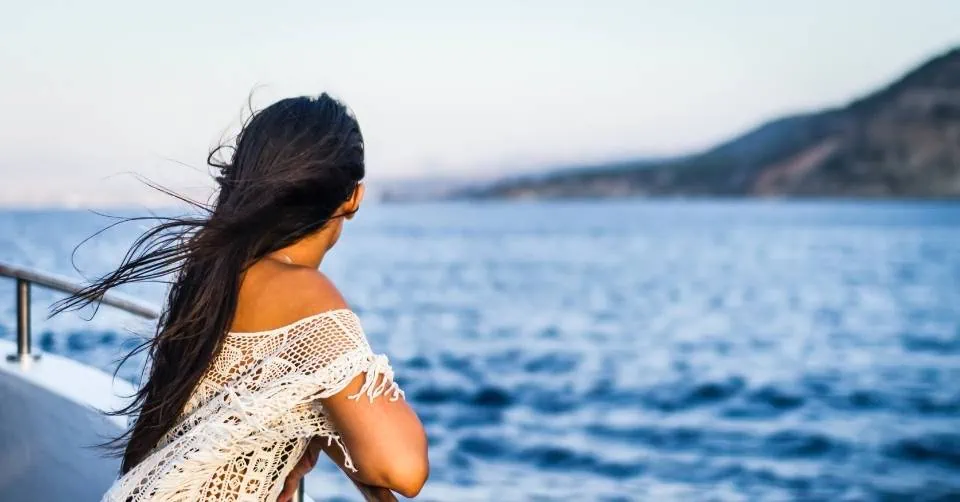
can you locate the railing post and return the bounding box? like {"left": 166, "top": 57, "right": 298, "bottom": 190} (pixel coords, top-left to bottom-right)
{"left": 292, "top": 479, "right": 305, "bottom": 502}
{"left": 7, "top": 278, "right": 38, "bottom": 362}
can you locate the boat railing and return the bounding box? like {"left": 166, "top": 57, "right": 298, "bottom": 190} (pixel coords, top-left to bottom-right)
{"left": 0, "top": 260, "right": 159, "bottom": 361}
{"left": 0, "top": 260, "right": 308, "bottom": 502}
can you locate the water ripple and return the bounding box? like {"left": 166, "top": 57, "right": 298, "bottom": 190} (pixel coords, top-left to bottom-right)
{"left": 4, "top": 202, "right": 960, "bottom": 500}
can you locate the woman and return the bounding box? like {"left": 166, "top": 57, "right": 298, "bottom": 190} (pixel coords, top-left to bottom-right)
{"left": 54, "top": 94, "right": 429, "bottom": 501}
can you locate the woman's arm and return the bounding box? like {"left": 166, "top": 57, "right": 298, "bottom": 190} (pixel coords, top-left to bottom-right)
{"left": 350, "top": 478, "right": 400, "bottom": 502}
{"left": 320, "top": 373, "right": 429, "bottom": 498}
{"left": 277, "top": 438, "right": 398, "bottom": 502}
{"left": 270, "top": 269, "right": 430, "bottom": 498}
{"left": 321, "top": 441, "right": 399, "bottom": 502}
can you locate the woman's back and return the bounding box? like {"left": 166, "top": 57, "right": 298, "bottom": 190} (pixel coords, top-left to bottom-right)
{"left": 134, "top": 312, "right": 388, "bottom": 501}
{"left": 104, "top": 269, "right": 409, "bottom": 500}
{"left": 230, "top": 257, "right": 348, "bottom": 331}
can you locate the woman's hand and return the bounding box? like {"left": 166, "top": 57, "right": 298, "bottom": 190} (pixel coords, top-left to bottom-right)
{"left": 277, "top": 438, "right": 324, "bottom": 502}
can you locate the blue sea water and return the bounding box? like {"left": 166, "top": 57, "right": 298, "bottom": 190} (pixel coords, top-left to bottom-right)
{"left": 2, "top": 200, "right": 960, "bottom": 501}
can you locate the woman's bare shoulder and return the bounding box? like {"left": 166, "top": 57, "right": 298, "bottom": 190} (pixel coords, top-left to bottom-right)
{"left": 233, "top": 261, "right": 349, "bottom": 332}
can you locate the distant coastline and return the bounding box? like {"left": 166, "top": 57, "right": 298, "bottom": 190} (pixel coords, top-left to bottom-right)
{"left": 383, "top": 46, "right": 960, "bottom": 202}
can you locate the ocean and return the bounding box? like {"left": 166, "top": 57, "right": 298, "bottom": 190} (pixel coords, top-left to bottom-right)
{"left": 1, "top": 200, "right": 959, "bottom": 501}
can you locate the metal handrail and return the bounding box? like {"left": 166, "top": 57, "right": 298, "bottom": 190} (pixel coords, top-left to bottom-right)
{"left": 0, "top": 260, "right": 307, "bottom": 502}
{"left": 0, "top": 261, "right": 160, "bottom": 319}
{"left": 0, "top": 260, "right": 159, "bottom": 361}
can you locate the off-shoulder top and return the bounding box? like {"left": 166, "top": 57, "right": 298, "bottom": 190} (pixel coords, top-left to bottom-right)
{"left": 103, "top": 309, "right": 403, "bottom": 502}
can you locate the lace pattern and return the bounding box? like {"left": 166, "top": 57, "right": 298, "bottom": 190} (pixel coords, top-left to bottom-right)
{"left": 103, "top": 309, "right": 404, "bottom": 502}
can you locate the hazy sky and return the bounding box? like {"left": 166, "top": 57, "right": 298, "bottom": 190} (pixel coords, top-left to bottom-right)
{"left": 1, "top": 0, "right": 958, "bottom": 207}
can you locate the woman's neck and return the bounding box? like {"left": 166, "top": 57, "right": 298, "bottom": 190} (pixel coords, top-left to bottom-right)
{"left": 269, "top": 226, "right": 337, "bottom": 269}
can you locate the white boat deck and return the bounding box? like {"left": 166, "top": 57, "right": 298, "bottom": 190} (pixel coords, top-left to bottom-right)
{"left": 0, "top": 339, "right": 128, "bottom": 501}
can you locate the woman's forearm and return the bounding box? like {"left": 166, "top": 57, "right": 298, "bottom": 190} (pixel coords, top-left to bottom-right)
{"left": 350, "top": 478, "right": 399, "bottom": 502}
{"left": 320, "top": 441, "right": 374, "bottom": 484}
{"left": 321, "top": 442, "right": 398, "bottom": 501}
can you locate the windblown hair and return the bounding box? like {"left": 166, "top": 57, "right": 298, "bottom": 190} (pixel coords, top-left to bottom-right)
{"left": 52, "top": 94, "right": 365, "bottom": 473}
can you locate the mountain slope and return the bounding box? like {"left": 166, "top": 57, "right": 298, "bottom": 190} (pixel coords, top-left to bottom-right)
{"left": 457, "top": 46, "right": 960, "bottom": 199}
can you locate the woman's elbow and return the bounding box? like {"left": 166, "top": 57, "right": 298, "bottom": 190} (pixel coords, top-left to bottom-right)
{"left": 382, "top": 454, "right": 429, "bottom": 498}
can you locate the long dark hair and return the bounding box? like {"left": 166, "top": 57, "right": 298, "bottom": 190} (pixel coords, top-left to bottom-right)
{"left": 52, "top": 93, "right": 365, "bottom": 473}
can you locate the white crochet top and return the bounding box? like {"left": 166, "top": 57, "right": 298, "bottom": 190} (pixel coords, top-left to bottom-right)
{"left": 103, "top": 309, "right": 404, "bottom": 502}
